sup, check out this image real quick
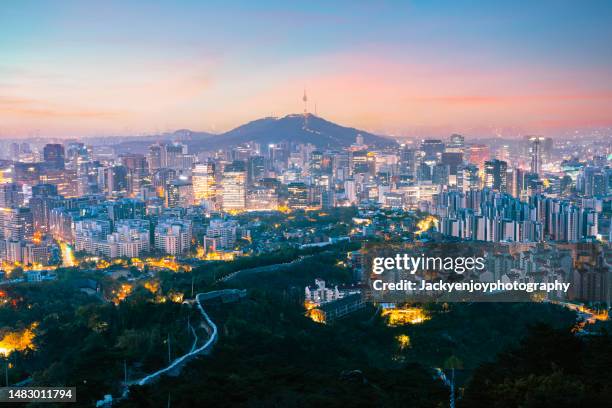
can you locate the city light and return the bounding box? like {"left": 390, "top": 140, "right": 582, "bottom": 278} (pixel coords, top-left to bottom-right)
{"left": 0, "top": 323, "right": 38, "bottom": 357}
{"left": 415, "top": 216, "right": 438, "bottom": 236}
{"left": 59, "top": 242, "right": 77, "bottom": 267}
{"left": 381, "top": 306, "right": 431, "bottom": 326}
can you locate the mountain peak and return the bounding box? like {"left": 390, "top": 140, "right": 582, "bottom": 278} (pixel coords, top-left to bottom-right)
{"left": 209, "top": 113, "right": 393, "bottom": 149}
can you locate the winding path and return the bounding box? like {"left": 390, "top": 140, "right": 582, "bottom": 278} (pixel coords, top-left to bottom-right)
{"left": 131, "top": 292, "right": 219, "bottom": 386}
{"left": 100, "top": 292, "right": 222, "bottom": 405}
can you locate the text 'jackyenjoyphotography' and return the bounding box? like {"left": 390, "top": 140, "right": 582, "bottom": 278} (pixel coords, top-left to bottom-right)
{"left": 363, "top": 242, "right": 580, "bottom": 303}
{"left": 372, "top": 279, "right": 571, "bottom": 294}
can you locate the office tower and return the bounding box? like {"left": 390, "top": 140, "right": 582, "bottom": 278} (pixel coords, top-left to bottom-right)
{"left": 147, "top": 144, "right": 163, "bottom": 172}
{"left": 247, "top": 156, "right": 266, "bottom": 184}
{"left": 152, "top": 168, "right": 177, "bottom": 197}
{"left": 161, "top": 143, "right": 185, "bottom": 169}
{"left": 120, "top": 153, "right": 148, "bottom": 196}
{"left": 344, "top": 179, "right": 357, "bottom": 204}
{"left": 107, "top": 165, "right": 129, "bottom": 194}
{"left": 447, "top": 134, "right": 465, "bottom": 153}
{"left": 30, "top": 184, "right": 60, "bottom": 233}
{"left": 399, "top": 146, "right": 417, "bottom": 177}
{"left": 246, "top": 187, "right": 278, "bottom": 211}
{"left": 13, "top": 162, "right": 42, "bottom": 185}
{"left": 525, "top": 173, "right": 543, "bottom": 196}
{"left": 43, "top": 144, "right": 65, "bottom": 170}
{"left": 65, "top": 142, "right": 87, "bottom": 160}
{"left": 580, "top": 167, "right": 607, "bottom": 197}
{"left": 310, "top": 151, "right": 323, "bottom": 174}
{"left": 457, "top": 164, "right": 480, "bottom": 191}
{"left": 154, "top": 220, "right": 192, "bottom": 255}
{"left": 432, "top": 164, "right": 450, "bottom": 186}
{"left": 65, "top": 142, "right": 89, "bottom": 172}
{"left": 484, "top": 159, "right": 508, "bottom": 192}
{"left": 440, "top": 152, "right": 463, "bottom": 175}
{"left": 165, "top": 179, "right": 194, "bottom": 208}
{"left": 506, "top": 167, "right": 522, "bottom": 198}
{"left": 106, "top": 198, "right": 146, "bottom": 221}
{"left": 351, "top": 151, "right": 368, "bottom": 175}
{"left": 496, "top": 145, "right": 510, "bottom": 162}
{"left": 468, "top": 144, "right": 490, "bottom": 170}
{"left": 417, "top": 162, "right": 433, "bottom": 182}
{"left": 332, "top": 152, "right": 350, "bottom": 181}
{"left": 266, "top": 143, "right": 289, "bottom": 173}
{"left": 287, "top": 182, "right": 309, "bottom": 209}
{"left": 0, "top": 183, "right": 24, "bottom": 208}
{"left": 545, "top": 175, "right": 562, "bottom": 196}
{"left": 0, "top": 207, "right": 33, "bottom": 240}
{"left": 528, "top": 136, "right": 545, "bottom": 175}
{"left": 39, "top": 168, "right": 79, "bottom": 198}
{"left": 420, "top": 139, "right": 445, "bottom": 160}
{"left": 192, "top": 162, "right": 216, "bottom": 202}
{"left": 221, "top": 161, "right": 247, "bottom": 211}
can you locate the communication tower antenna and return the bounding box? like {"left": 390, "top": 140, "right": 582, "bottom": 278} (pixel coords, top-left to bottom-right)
{"left": 302, "top": 89, "right": 308, "bottom": 128}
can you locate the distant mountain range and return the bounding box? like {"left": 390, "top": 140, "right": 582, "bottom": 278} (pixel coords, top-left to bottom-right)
{"left": 113, "top": 114, "right": 395, "bottom": 154}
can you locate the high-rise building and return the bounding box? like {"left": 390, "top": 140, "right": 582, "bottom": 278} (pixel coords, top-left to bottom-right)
{"left": 0, "top": 207, "right": 33, "bottom": 241}
{"left": 528, "top": 136, "right": 545, "bottom": 175}
{"left": 192, "top": 162, "right": 216, "bottom": 203}
{"left": 43, "top": 144, "right": 65, "bottom": 170}
{"left": 30, "top": 184, "right": 60, "bottom": 233}
{"left": 106, "top": 198, "right": 146, "bottom": 221}
{"left": 161, "top": 143, "right": 185, "bottom": 169}
{"left": 399, "top": 146, "right": 417, "bottom": 177}
{"left": 440, "top": 152, "right": 463, "bottom": 175}
{"left": 165, "top": 179, "right": 194, "bottom": 208}
{"left": 246, "top": 187, "right": 278, "bottom": 211}
{"left": 484, "top": 159, "right": 508, "bottom": 192}
{"left": 457, "top": 164, "right": 480, "bottom": 191}
{"left": 221, "top": 161, "right": 246, "bottom": 211}
{"left": 247, "top": 156, "right": 266, "bottom": 184}
{"left": 120, "top": 153, "right": 148, "bottom": 196}
{"left": 446, "top": 134, "right": 465, "bottom": 153}
{"left": 420, "top": 139, "right": 445, "bottom": 160}
{"left": 468, "top": 144, "right": 490, "bottom": 170}
{"left": 154, "top": 220, "right": 192, "bottom": 255}
{"left": 432, "top": 164, "right": 450, "bottom": 186}
{"left": 205, "top": 219, "right": 238, "bottom": 250}
{"left": 151, "top": 168, "right": 177, "bottom": 198}
{"left": 102, "top": 219, "right": 151, "bottom": 258}
{"left": 107, "top": 165, "right": 129, "bottom": 194}
{"left": 287, "top": 182, "right": 309, "bottom": 209}
{"left": 0, "top": 183, "right": 24, "bottom": 208}
{"left": 147, "top": 144, "right": 163, "bottom": 172}
{"left": 310, "top": 151, "right": 324, "bottom": 174}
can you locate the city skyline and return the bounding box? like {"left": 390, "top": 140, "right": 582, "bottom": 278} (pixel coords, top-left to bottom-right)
{"left": 1, "top": 1, "right": 612, "bottom": 138}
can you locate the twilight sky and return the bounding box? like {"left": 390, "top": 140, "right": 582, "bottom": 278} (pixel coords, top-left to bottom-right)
{"left": 1, "top": 0, "right": 612, "bottom": 138}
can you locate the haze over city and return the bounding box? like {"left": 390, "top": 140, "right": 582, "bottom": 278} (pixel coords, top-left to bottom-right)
{"left": 2, "top": 0, "right": 612, "bottom": 138}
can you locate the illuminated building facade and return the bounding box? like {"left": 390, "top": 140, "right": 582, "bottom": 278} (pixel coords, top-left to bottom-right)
{"left": 221, "top": 161, "right": 246, "bottom": 211}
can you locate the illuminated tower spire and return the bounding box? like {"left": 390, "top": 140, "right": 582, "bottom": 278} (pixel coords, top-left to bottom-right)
{"left": 302, "top": 88, "right": 308, "bottom": 128}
